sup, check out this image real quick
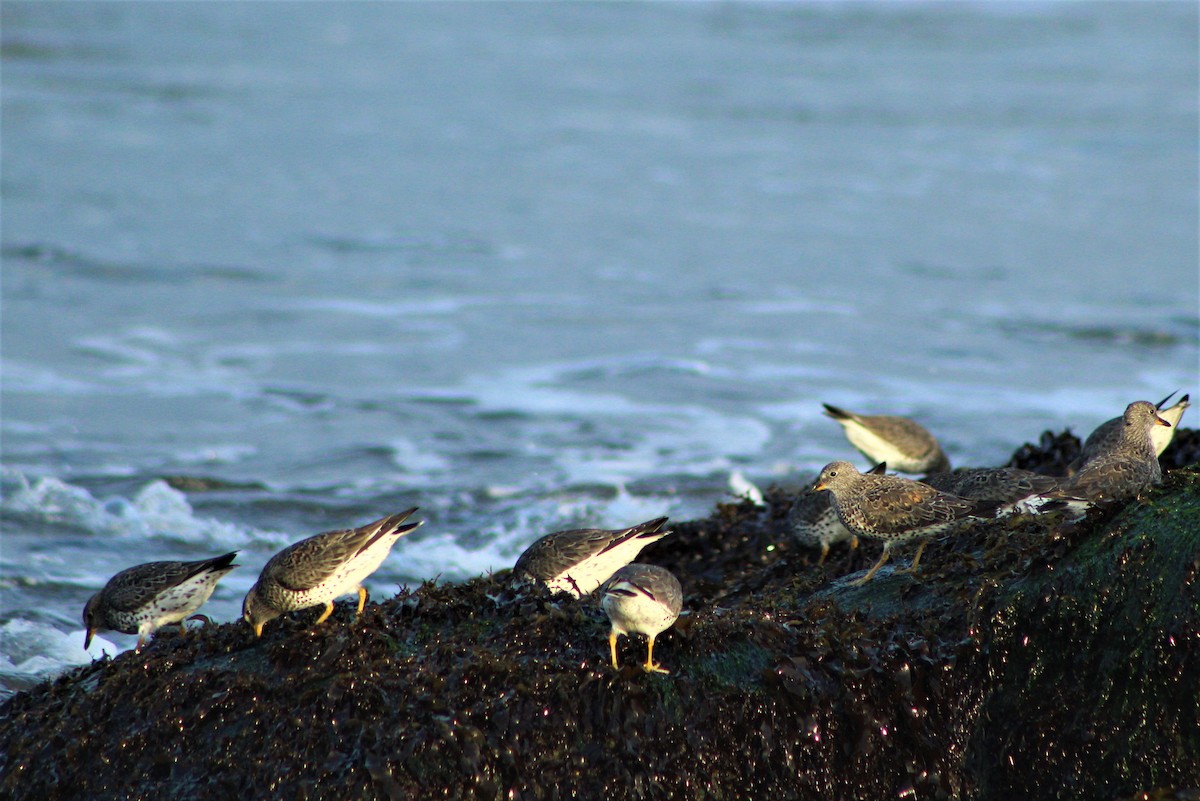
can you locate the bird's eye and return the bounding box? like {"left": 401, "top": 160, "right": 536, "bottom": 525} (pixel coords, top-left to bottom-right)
{"left": 829, "top": 470, "right": 838, "bottom": 478}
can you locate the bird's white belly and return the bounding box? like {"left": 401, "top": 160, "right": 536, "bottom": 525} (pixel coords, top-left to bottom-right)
{"left": 844, "top": 424, "right": 916, "bottom": 470}
{"left": 549, "top": 537, "right": 653, "bottom": 597}
{"left": 602, "top": 593, "right": 675, "bottom": 637}
{"left": 292, "top": 542, "right": 394, "bottom": 607}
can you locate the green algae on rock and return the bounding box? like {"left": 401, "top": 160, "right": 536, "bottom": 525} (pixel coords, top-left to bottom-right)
{"left": 1, "top": 441, "right": 1197, "bottom": 801}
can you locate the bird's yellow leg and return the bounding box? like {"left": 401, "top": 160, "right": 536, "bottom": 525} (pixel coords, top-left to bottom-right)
{"left": 313, "top": 601, "right": 335, "bottom": 626}
{"left": 356, "top": 586, "right": 368, "bottom": 616}
{"left": 817, "top": 543, "right": 830, "bottom": 566}
{"left": 643, "top": 635, "right": 670, "bottom": 674}
{"left": 609, "top": 630, "right": 621, "bottom": 670}
{"left": 850, "top": 535, "right": 860, "bottom": 551}
{"left": 850, "top": 549, "right": 890, "bottom": 587}
{"left": 903, "top": 540, "right": 929, "bottom": 575}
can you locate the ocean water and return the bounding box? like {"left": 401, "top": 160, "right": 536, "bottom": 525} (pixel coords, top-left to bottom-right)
{"left": 1, "top": 2, "right": 1196, "bottom": 696}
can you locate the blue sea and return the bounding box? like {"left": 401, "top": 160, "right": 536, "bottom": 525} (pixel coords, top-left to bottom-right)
{"left": 1, "top": 1, "right": 1196, "bottom": 696}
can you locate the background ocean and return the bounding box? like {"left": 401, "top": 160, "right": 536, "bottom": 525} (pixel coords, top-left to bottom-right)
{"left": 1, "top": 2, "right": 1196, "bottom": 697}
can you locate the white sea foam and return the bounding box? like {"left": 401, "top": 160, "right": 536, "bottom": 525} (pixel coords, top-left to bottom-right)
{"left": 595, "top": 485, "right": 678, "bottom": 530}
{"left": 3, "top": 475, "right": 287, "bottom": 551}
{"left": 0, "top": 619, "right": 116, "bottom": 697}
{"left": 393, "top": 535, "right": 510, "bottom": 583}
{"left": 457, "top": 361, "right": 773, "bottom": 486}
{"left": 387, "top": 438, "right": 453, "bottom": 476}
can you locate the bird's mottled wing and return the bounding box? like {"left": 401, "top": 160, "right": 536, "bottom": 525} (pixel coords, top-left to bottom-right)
{"left": 1068, "top": 458, "right": 1151, "bottom": 501}
{"left": 870, "top": 416, "right": 928, "bottom": 443}
{"left": 102, "top": 554, "right": 235, "bottom": 612}
{"left": 267, "top": 512, "right": 417, "bottom": 592}
{"left": 995, "top": 470, "right": 1059, "bottom": 499}
{"left": 514, "top": 529, "right": 616, "bottom": 580}
{"left": 266, "top": 531, "right": 365, "bottom": 592}
{"left": 854, "top": 479, "right": 975, "bottom": 533}
{"left": 101, "top": 562, "right": 197, "bottom": 612}
{"left": 924, "top": 468, "right": 1059, "bottom": 503}
{"left": 1080, "top": 418, "right": 1121, "bottom": 458}
{"left": 864, "top": 416, "right": 943, "bottom": 463}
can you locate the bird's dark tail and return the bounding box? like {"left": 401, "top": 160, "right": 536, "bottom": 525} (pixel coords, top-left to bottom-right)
{"left": 627, "top": 516, "right": 671, "bottom": 539}
{"left": 822, "top": 403, "right": 853, "bottom": 421}
{"left": 601, "top": 517, "right": 671, "bottom": 554}
{"left": 191, "top": 551, "right": 240, "bottom": 579}
{"left": 972, "top": 499, "right": 1006, "bottom": 519}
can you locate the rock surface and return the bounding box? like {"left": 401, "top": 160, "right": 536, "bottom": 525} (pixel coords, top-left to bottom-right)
{"left": 2, "top": 435, "right": 1198, "bottom": 801}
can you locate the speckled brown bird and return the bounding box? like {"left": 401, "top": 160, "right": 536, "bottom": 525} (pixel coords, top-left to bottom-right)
{"left": 1056, "top": 400, "right": 1171, "bottom": 504}
{"left": 242, "top": 509, "right": 421, "bottom": 637}
{"left": 513, "top": 517, "right": 670, "bottom": 598}
{"left": 791, "top": 462, "right": 887, "bottom": 564}
{"left": 601, "top": 563, "right": 683, "bottom": 674}
{"left": 1067, "top": 392, "right": 1188, "bottom": 476}
{"left": 822, "top": 403, "right": 950, "bottom": 474}
{"left": 921, "top": 466, "right": 1060, "bottom": 513}
{"left": 84, "top": 552, "right": 239, "bottom": 650}
{"left": 812, "top": 461, "right": 1001, "bottom": 585}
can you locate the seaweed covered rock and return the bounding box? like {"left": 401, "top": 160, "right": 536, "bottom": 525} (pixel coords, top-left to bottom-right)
{"left": 1, "top": 443, "right": 1198, "bottom": 801}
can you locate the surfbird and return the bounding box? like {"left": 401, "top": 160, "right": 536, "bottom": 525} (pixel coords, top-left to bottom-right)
{"left": 242, "top": 508, "right": 421, "bottom": 637}
{"left": 1056, "top": 400, "right": 1171, "bottom": 504}
{"left": 822, "top": 403, "right": 950, "bottom": 474}
{"left": 513, "top": 516, "right": 670, "bottom": 598}
{"left": 790, "top": 462, "right": 886, "bottom": 564}
{"left": 601, "top": 563, "right": 683, "bottom": 674}
{"left": 921, "top": 467, "right": 1061, "bottom": 513}
{"left": 1068, "top": 392, "right": 1189, "bottom": 475}
{"left": 812, "top": 461, "right": 1002, "bottom": 585}
{"left": 83, "top": 552, "right": 239, "bottom": 650}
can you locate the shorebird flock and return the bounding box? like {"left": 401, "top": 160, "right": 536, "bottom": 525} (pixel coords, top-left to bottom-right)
{"left": 81, "top": 392, "right": 1189, "bottom": 673}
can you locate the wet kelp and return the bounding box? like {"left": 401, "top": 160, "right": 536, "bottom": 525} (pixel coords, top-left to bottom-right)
{"left": 2, "top": 437, "right": 1198, "bottom": 801}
